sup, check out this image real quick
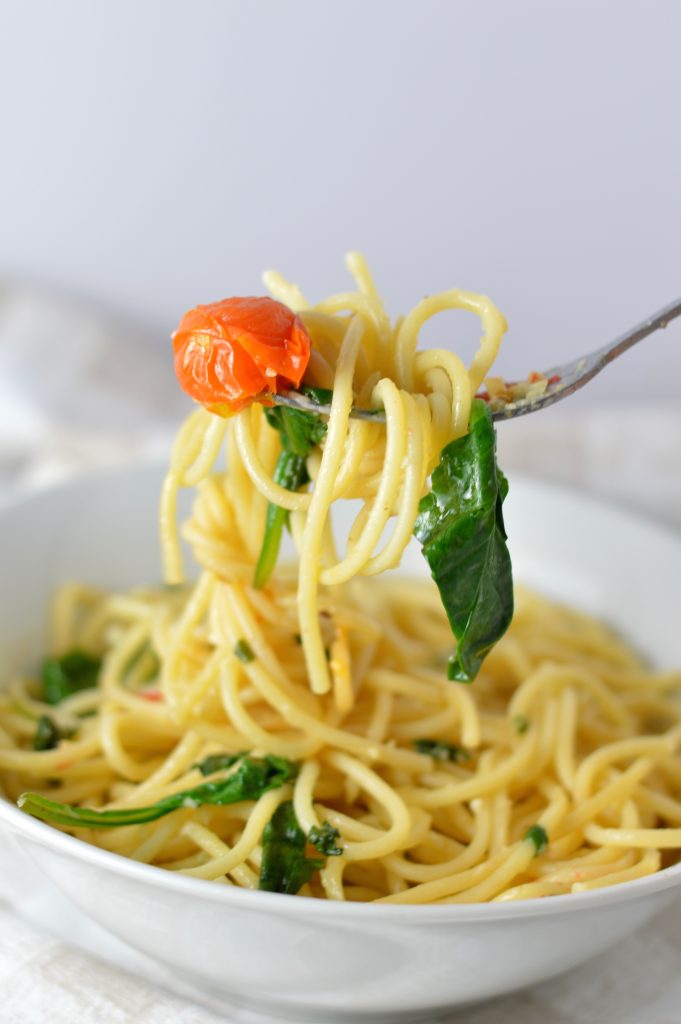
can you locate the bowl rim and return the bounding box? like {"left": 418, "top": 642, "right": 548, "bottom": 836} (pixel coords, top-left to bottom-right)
{"left": 2, "top": 462, "right": 681, "bottom": 923}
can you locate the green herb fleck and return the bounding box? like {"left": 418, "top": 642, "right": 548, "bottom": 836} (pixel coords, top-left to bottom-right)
{"left": 524, "top": 824, "right": 548, "bottom": 855}
{"left": 234, "top": 639, "right": 255, "bottom": 664}
{"left": 412, "top": 739, "right": 471, "bottom": 763}
{"left": 512, "top": 714, "right": 529, "bottom": 734}
{"left": 41, "top": 650, "right": 102, "bottom": 705}
{"left": 123, "top": 641, "right": 160, "bottom": 684}
{"left": 308, "top": 821, "right": 343, "bottom": 856}
{"left": 33, "top": 715, "right": 62, "bottom": 752}
{"left": 258, "top": 801, "right": 324, "bottom": 894}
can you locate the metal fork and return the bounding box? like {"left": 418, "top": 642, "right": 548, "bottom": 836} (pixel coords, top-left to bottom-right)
{"left": 270, "top": 296, "right": 681, "bottom": 423}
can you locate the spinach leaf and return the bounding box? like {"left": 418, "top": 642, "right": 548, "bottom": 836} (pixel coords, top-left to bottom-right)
{"left": 300, "top": 386, "right": 335, "bottom": 410}
{"left": 123, "top": 640, "right": 160, "bottom": 684}
{"left": 308, "top": 820, "right": 343, "bottom": 856}
{"left": 41, "top": 650, "right": 102, "bottom": 705}
{"left": 255, "top": 388, "right": 332, "bottom": 588}
{"left": 262, "top": 387, "right": 332, "bottom": 457}
{"left": 33, "top": 715, "right": 62, "bottom": 752}
{"left": 253, "top": 450, "right": 308, "bottom": 589}
{"left": 19, "top": 754, "right": 299, "bottom": 829}
{"left": 193, "top": 752, "right": 247, "bottom": 776}
{"left": 412, "top": 739, "right": 471, "bottom": 763}
{"left": 258, "top": 800, "right": 323, "bottom": 894}
{"left": 413, "top": 399, "right": 513, "bottom": 683}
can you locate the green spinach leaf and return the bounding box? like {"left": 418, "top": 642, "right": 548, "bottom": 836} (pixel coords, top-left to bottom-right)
{"left": 253, "top": 451, "right": 308, "bottom": 589}
{"left": 123, "top": 640, "right": 160, "bottom": 684}
{"left": 33, "top": 715, "right": 62, "bottom": 752}
{"left": 308, "top": 820, "right": 343, "bottom": 856}
{"left": 254, "top": 388, "right": 332, "bottom": 588}
{"left": 19, "top": 755, "right": 299, "bottom": 829}
{"left": 41, "top": 650, "right": 102, "bottom": 705}
{"left": 192, "top": 752, "right": 247, "bottom": 776}
{"left": 258, "top": 800, "right": 323, "bottom": 894}
{"left": 262, "top": 387, "right": 332, "bottom": 457}
{"left": 413, "top": 399, "right": 513, "bottom": 683}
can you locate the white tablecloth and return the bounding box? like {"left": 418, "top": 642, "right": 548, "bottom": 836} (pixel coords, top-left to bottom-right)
{"left": 1, "top": 285, "right": 680, "bottom": 1023}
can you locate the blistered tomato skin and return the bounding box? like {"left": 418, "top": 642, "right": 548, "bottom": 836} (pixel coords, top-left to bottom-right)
{"left": 173, "top": 296, "right": 311, "bottom": 415}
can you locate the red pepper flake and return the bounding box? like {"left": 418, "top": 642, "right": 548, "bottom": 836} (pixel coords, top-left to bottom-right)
{"left": 140, "top": 690, "right": 163, "bottom": 702}
{"left": 55, "top": 761, "right": 73, "bottom": 772}
{"left": 548, "top": 374, "right": 561, "bottom": 386}
{"left": 528, "top": 371, "right": 543, "bottom": 383}
{"left": 476, "top": 390, "right": 490, "bottom": 401}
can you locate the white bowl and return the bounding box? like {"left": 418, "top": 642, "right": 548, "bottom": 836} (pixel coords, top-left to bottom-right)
{"left": 1, "top": 465, "right": 680, "bottom": 1023}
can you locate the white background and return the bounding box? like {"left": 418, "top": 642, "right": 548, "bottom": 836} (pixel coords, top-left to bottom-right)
{"left": 1, "top": 0, "right": 679, "bottom": 404}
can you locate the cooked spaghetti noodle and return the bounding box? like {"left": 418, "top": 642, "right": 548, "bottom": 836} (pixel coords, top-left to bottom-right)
{"left": 1, "top": 255, "right": 680, "bottom": 902}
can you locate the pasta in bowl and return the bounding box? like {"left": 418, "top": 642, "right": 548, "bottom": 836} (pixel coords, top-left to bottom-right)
{"left": 0, "top": 257, "right": 680, "bottom": 1019}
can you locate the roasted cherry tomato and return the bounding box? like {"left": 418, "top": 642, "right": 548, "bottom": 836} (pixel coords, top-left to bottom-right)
{"left": 173, "top": 296, "right": 310, "bottom": 414}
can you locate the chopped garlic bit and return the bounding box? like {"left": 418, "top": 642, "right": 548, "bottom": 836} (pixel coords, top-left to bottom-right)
{"left": 483, "top": 372, "right": 550, "bottom": 411}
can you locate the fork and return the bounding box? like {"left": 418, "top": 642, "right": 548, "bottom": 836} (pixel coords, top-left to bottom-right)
{"left": 270, "top": 296, "right": 681, "bottom": 423}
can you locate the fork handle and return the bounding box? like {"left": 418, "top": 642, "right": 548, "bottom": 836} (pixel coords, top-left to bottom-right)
{"left": 580, "top": 295, "right": 681, "bottom": 372}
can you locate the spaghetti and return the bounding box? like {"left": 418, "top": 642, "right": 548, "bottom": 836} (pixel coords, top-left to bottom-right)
{"left": 2, "top": 255, "right": 680, "bottom": 902}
